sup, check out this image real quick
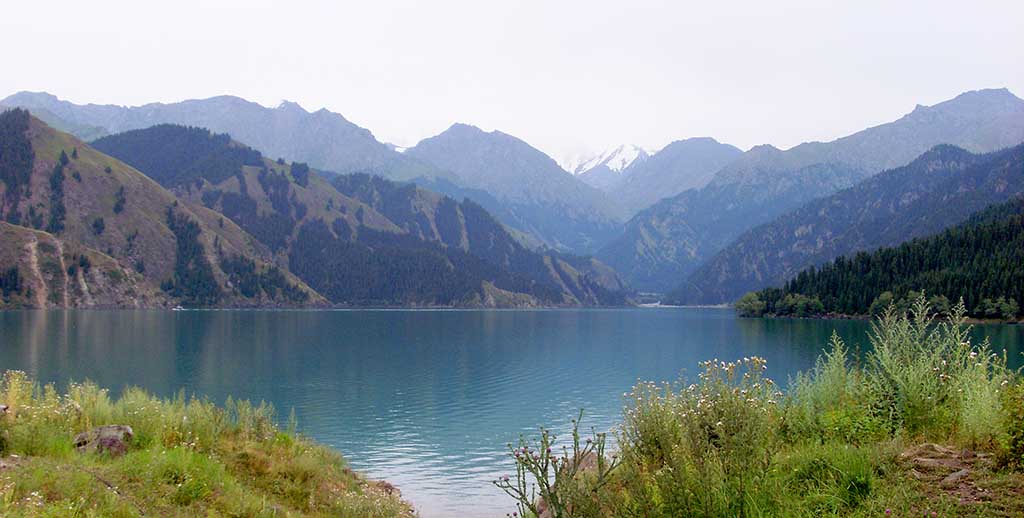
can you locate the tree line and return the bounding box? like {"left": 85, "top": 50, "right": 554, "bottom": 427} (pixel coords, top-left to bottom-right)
{"left": 736, "top": 197, "right": 1024, "bottom": 321}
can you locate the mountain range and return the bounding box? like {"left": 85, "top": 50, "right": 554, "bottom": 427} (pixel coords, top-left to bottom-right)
{"left": 0, "top": 112, "right": 627, "bottom": 308}
{"left": 598, "top": 88, "right": 1024, "bottom": 293}
{"left": 0, "top": 92, "right": 433, "bottom": 180}
{"left": 0, "top": 93, "right": 624, "bottom": 255}
{"left": 671, "top": 143, "right": 1024, "bottom": 304}
{"left": 4, "top": 87, "right": 1024, "bottom": 306}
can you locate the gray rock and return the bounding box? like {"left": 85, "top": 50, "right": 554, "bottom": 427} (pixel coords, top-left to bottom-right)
{"left": 941, "top": 468, "right": 970, "bottom": 487}
{"left": 73, "top": 425, "right": 134, "bottom": 457}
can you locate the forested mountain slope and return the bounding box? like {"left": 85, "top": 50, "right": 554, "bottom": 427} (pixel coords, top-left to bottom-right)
{"left": 333, "top": 173, "right": 627, "bottom": 305}
{"left": 94, "top": 124, "right": 628, "bottom": 306}
{"left": 734, "top": 197, "right": 1024, "bottom": 320}
{"left": 0, "top": 109, "right": 316, "bottom": 308}
{"left": 675, "top": 144, "right": 1024, "bottom": 304}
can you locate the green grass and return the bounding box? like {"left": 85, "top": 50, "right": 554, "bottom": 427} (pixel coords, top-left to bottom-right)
{"left": 499, "top": 297, "right": 1024, "bottom": 517}
{"left": 0, "top": 373, "right": 413, "bottom": 517}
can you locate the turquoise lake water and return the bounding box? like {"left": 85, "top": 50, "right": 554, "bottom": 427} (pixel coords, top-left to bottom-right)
{"left": 0, "top": 308, "right": 1021, "bottom": 517}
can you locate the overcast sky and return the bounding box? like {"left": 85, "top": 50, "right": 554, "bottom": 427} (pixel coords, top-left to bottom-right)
{"left": 2, "top": 0, "right": 1022, "bottom": 164}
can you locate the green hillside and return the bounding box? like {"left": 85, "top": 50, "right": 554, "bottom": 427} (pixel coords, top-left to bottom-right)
{"left": 735, "top": 197, "right": 1024, "bottom": 320}
{"left": 0, "top": 109, "right": 318, "bottom": 308}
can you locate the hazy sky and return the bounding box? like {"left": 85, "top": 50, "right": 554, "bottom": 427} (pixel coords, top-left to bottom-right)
{"left": 2, "top": 0, "right": 1022, "bottom": 163}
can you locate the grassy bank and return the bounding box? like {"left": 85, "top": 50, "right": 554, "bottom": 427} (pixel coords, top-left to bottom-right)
{"left": 0, "top": 374, "right": 413, "bottom": 517}
{"left": 498, "top": 298, "right": 1024, "bottom": 517}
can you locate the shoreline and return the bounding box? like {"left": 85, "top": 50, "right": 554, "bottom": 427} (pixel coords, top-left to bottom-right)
{"left": 742, "top": 312, "right": 1022, "bottom": 325}
{"left": 0, "top": 370, "right": 415, "bottom": 517}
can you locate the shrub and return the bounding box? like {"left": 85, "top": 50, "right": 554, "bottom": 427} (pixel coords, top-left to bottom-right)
{"left": 616, "top": 357, "right": 782, "bottom": 517}
{"left": 112, "top": 187, "right": 126, "bottom": 214}
{"left": 494, "top": 410, "right": 619, "bottom": 518}
{"left": 735, "top": 292, "right": 766, "bottom": 317}
{"left": 500, "top": 295, "right": 1019, "bottom": 516}
{"left": 1000, "top": 381, "right": 1024, "bottom": 468}
{"left": 866, "top": 298, "right": 1010, "bottom": 444}
{"left": 784, "top": 333, "right": 886, "bottom": 444}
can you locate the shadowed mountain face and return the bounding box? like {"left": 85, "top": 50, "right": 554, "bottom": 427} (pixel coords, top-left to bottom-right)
{"left": 406, "top": 123, "right": 626, "bottom": 254}
{"left": 332, "top": 174, "right": 627, "bottom": 306}
{"left": 91, "top": 124, "right": 627, "bottom": 307}
{"left": 598, "top": 88, "right": 1024, "bottom": 293}
{"left": 670, "top": 144, "right": 1024, "bottom": 304}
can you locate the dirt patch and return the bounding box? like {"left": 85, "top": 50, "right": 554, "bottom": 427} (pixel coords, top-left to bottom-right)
{"left": 899, "top": 443, "right": 994, "bottom": 505}
{"left": 897, "top": 443, "right": 1024, "bottom": 516}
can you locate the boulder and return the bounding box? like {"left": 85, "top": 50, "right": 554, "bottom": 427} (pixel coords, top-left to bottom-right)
{"left": 73, "top": 425, "right": 133, "bottom": 457}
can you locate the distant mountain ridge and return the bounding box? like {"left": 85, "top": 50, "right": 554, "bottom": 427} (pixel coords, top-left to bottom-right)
{"left": 0, "top": 92, "right": 625, "bottom": 255}
{"left": 672, "top": 143, "right": 1024, "bottom": 304}
{"left": 406, "top": 123, "right": 626, "bottom": 253}
{"left": 614, "top": 137, "right": 743, "bottom": 215}
{"left": 571, "top": 144, "right": 650, "bottom": 175}
{"left": 567, "top": 139, "right": 743, "bottom": 215}
{"left": 0, "top": 92, "right": 444, "bottom": 182}
{"left": 574, "top": 144, "right": 650, "bottom": 191}
{"left": 598, "top": 88, "right": 1024, "bottom": 293}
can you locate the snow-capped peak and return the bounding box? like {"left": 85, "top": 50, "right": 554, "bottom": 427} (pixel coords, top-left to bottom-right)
{"left": 566, "top": 144, "right": 650, "bottom": 175}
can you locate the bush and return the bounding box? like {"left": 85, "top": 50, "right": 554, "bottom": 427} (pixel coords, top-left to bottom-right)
{"left": 776, "top": 293, "right": 824, "bottom": 317}
{"left": 774, "top": 443, "right": 881, "bottom": 513}
{"left": 1000, "top": 381, "right": 1024, "bottom": 468}
{"left": 784, "top": 333, "right": 886, "bottom": 444}
{"left": 866, "top": 298, "right": 1010, "bottom": 444}
{"left": 494, "top": 410, "right": 619, "bottom": 518}
{"left": 500, "top": 295, "right": 1021, "bottom": 516}
{"left": 735, "top": 292, "right": 766, "bottom": 317}
{"left": 113, "top": 186, "right": 126, "bottom": 214}
{"left": 616, "top": 357, "right": 782, "bottom": 517}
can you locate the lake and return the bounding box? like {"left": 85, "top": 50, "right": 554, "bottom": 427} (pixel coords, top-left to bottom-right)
{"left": 0, "top": 308, "right": 1021, "bottom": 517}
